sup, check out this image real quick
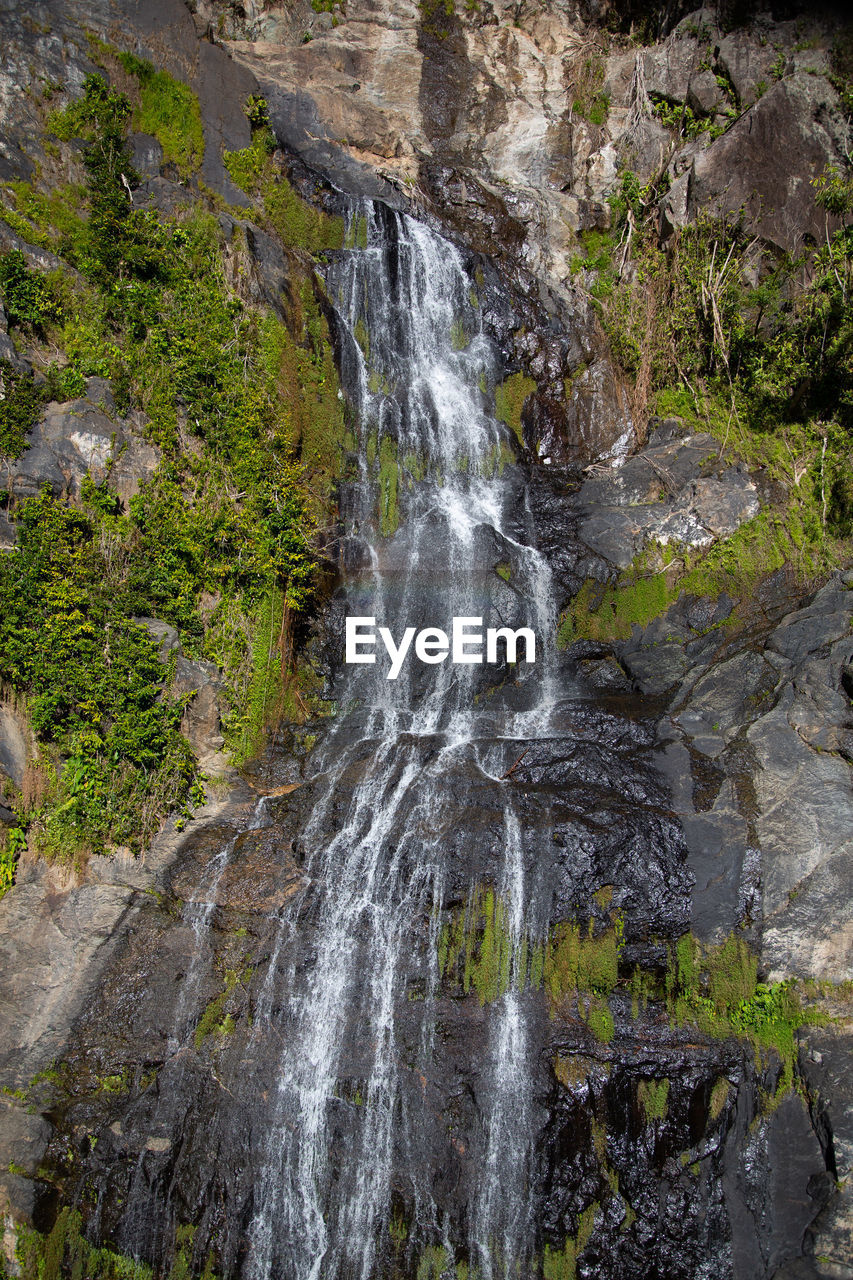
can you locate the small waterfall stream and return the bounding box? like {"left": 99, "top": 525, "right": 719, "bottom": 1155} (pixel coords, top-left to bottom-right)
{"left": 242, "top": 204, "right": 557, "bottom": 1280}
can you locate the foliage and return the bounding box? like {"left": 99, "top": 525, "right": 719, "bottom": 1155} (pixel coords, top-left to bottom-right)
{"left": 48, "top": 74, "right": 149, "bottom": 289}
{"left": 0, "top": 250, "right": 61, "bottom": 329}
{"left": 117, "top": 54, "right": 204, "bottom": 178}
{"left": 224, "top": 129, "right": 344, "bottom": 253}
{"left": 667, "top": 932, "right": 811, "bottom": 1093}
{"left": 0, "top": 360, "right": 46, "bottom": 458}
{"left": 650, "top": 95, "right": 731, "bottom": 140}
{"left": 494, "top": 372, "right": 536, "bottom": 447}
{"left": 559, "top": 172, "right": 853, "bottom": 642}
{"left": 0, "top": 826, "right": 25, "bottom": 898}
{"left": 0, "top": 490, "right": 194, "bottom": 857}
{"left": 16, "top": 1207, "right": 153, "bottom": 1280}
{"left": 1, "top": 67, "right": 346, "bottom": 860}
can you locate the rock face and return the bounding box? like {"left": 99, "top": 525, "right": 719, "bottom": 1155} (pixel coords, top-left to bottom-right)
{"left": 215, "top": 0, "right": 849, "bottom": 293}
{"left": 1, "top": 382, "right": 160, "bottom": 506}
{"left": 573, "top": 420, "right": 760, "bottom": 570}
{"left": 0, "top": 2, "right": 852, "bottom": 1279}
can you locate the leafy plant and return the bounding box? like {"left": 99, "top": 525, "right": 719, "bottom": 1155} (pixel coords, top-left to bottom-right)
{"left": 0, "top": 250, "right": 61, "bottom": 329}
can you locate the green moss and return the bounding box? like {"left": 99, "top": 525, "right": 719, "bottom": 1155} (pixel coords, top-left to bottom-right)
{"left": 416, "top": 1246, "right": 448, "bottom": 1280}
{"left": 438, "top": 884, "right": 539, "bottom": 1005}
{"left": 543, "top": 1205, "right": 596, "bottom": 1280}
{"left": 586, "top": 998, "right": 615, "bottom": 1044}
{"left": 638, "top": 1078, "right": 669, "bottom": 1123}
{"left": 378, "top": 434, "right": 399, "bottom": 537}
{"left": 543, "top": 916, "right": 622, "bottom": 1010}
{"left": 118, "top": 56, "right": 204, "bottom": 178}
{"left": 16, "top": 1207, "right": 154, "bottom": 1280}
{"left": 709, "top": 1076, "right": 730, "bottom": 1121}
{"left": 495, "top": 561, "right": 511, "bottom": 582}
{"left": 224, "top": 130, "right": 344, "bottom": 252}
{"left": 194, "top": 967, "right": 242, "bottom": 1047}
{"left": 450, "top": 316, "right": 469, "bottom": 350}
{"left": 494, "top": 372, "right": 536, "bottom": 447}
{"left": 559, "top": 487, "right": 836, "bottom": 646}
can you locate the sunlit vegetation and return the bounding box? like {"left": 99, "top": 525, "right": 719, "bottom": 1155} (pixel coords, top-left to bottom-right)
{"left": 0, "top": 71, "right": 348, "bottom": 863}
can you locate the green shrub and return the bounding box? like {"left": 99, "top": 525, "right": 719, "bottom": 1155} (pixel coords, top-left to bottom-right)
{"left": 0, "top": 360, "right": 48, "bottom": 457}
{"left": 0, "top": 490, "right": 195, "bottom": 856}
{"left": 117, "top": 55, "right": 204, "bottom": 177}
{"left": 0, "top": 250, "right": 61, "bottom": 329}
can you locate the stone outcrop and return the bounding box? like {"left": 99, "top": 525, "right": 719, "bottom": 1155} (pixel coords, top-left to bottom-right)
{"left": 1, "top": 380, "right": 160, "bottom": 507}
{"left": 134, "top": 619, "right": 227, "bottom": 764}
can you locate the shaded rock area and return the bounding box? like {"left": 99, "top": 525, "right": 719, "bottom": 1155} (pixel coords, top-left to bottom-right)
{"left": 0, "top": 785, "right": 256, "bottom": 1229}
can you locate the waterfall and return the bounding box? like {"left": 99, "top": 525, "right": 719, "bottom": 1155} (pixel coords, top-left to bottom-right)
{"left": 242, "top": 204, "right": 557, "bottom": 1280}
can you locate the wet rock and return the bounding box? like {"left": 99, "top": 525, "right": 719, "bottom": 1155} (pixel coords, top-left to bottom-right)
{"left": 799, "top": 1028, "right": 853, "bottom": 1279}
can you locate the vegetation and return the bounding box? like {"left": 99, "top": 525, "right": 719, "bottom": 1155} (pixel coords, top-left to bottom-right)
{"left": 557, "top": 160, "right": 853, "bottom": 643}
{"left": 223, "top": 126, "right": 344, "bottom": 253}
{"left": 542, "top": 1205, "right": 596, "bottom": 1280}
{"left": 117, "top": 53, "right": 204, "bottom": 178}
{"left": 437, "top": 884, "right": 543, "bottom": 1005}
{"left": 0, "top": 490, "right": 195, "bottom": 857}
{"left": 494, "top": 372, "right": 536, "bottom": 447}
{"left": 0, "top": 73, "right": 348, "bottom": 861}
{"left": 570, "top": 53, "right": 609, "bottom": 126}
{"left": 16, "top": 1208, "right": 154, "bottom": 1280}
{"left": 637, "top": 1077, "right": 669, "bottom": 1123}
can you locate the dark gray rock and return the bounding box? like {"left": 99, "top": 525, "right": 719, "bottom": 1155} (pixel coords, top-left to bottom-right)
{"left": 1, "top": 393, "right": 159, "bottom": 504}
{"left": 716, "top": 32, "right": 780, "bottom": 107}
{"left": 130, "top": 132, "right": 163, "bottom": 177}
{"left": 661, "top": 75, "right": 847, "bottom": 254}
{"left": 623, "top": 643, "right": 688, "bottom": 694}
{"left": 643, "top": 35, "right": 701, "bottom": 104}
{"left": 688, "top": 69, "right": 724, "bottom": 117}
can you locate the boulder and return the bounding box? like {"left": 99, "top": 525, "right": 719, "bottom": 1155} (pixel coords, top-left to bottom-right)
{"left": 1, "top": 383, "right": 159, "bottom": 506}
{"left": 660, "top": 74, "right": 846, "bottom": 254}
{"left": 575, "top": 432, "right": 760, "bottom": 569}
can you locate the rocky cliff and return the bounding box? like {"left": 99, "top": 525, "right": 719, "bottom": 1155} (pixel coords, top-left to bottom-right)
{"left": 0, "top": 0, "right": 852, "bottom": 1278}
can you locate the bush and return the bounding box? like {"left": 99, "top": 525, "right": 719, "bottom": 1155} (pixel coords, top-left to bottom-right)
{"left": 0, "top": 250, "right": 61, "bottom": 329}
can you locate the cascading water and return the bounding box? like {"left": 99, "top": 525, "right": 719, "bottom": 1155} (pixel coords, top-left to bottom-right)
{"left": 56, "top": 196, "right": 705, "bottom": 1280}
{"left": 242, "top": 203, "right": 558, "bottom": 1280}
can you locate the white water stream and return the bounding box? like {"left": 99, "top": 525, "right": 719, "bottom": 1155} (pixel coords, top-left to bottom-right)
{"left": 244, "top": 205, "right": 559, "bottom": 1280}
